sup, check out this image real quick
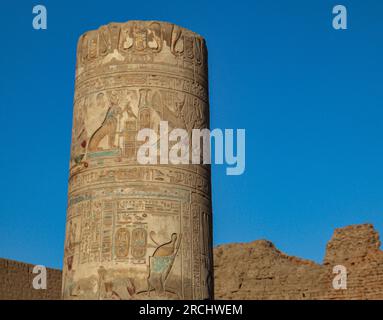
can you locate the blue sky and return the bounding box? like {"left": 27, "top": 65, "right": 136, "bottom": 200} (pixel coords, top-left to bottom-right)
{"left": 0, "top": 0, "right": 382, "bottom": 269}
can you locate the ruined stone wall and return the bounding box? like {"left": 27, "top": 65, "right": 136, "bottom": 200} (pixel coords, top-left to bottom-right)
{"left": 214, "top": 224, "right": 383, "bottom": 299}
{"left": 0, "top": 258, "right": 61, "bottom": 300}
{"left": 323, "top": 224, "right": 383, "bottom": 299}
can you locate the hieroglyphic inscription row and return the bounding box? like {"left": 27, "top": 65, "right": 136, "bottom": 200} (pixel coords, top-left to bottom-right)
{"left": 74, "top": 73, "right": 208, "bottom": 104}
{"left": 68, "top": 166, "right": 210, "bottom": 196}
{"left": 75, "top": 21, "right": 208, "bottom": 83}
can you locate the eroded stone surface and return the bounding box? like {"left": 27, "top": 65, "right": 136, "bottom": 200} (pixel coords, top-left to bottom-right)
{"left": 214, "top": 224, "right": 383, "bottom": 299}
{"left": 0, "top": 258, "right": 61, "bottom": 300}
{"left": 62, "top": 20, "right": 213, "bottom": 300}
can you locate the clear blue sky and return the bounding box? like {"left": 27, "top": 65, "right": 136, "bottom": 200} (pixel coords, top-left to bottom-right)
{"left": 0, "top": 0, "right": 382, "bottom": 269}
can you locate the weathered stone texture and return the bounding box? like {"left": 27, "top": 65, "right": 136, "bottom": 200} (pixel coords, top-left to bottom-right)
{"left": 63, "top": 20, "right": 212, "bottom": 300}
{"left": 214, "top": 224, "right": 383, "bottom": 299}
{"left": 323, "top": 224, "right": 383, "bottom": 299}
{"left": 0, "top": 258, "right": 61, "bottom": 300}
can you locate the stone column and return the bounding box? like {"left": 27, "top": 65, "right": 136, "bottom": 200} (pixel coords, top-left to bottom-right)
{"left": 62, "top": 21, "right": 213, "bottom": 300}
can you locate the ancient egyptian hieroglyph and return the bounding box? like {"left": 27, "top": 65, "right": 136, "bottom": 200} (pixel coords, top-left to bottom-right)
{"left": 62, "top": 21, "right": 213, "bottom": 300}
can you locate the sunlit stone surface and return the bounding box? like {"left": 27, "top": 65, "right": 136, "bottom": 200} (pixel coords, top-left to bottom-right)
{"left": 62, "top": 21, "right": 213, "bottom": 300}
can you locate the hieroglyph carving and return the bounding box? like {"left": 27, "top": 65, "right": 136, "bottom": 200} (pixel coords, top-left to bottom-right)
{"left": 62, "top": 21, "right": 212, "bottom": 300}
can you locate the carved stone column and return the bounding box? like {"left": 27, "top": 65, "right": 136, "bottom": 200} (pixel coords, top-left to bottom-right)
{"left": 62, "top": 21, "right": 213, "bottom": 300}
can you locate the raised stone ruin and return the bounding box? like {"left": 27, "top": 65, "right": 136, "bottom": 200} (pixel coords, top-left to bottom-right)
{"left": 214, "top": 224, "right": 383, "bottom": 299}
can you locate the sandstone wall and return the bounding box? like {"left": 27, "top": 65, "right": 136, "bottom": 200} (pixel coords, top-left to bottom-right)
{"left": 214, "top": 224, "right": 383, "bottom": 299}
{"left": 0, "top": 258, "right": 61, "bottom": 300}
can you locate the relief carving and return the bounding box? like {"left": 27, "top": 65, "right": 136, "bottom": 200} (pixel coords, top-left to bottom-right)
{"left": 63, "top": 21, "right": 212, "bottom": 300}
